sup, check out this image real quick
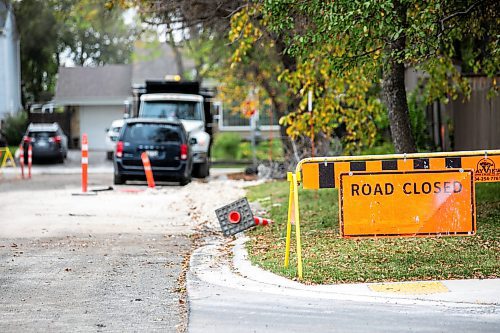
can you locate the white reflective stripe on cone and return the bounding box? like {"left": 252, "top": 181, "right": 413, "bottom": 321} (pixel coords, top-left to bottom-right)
{"left": 81, "top": 157, "right": 88, "bottom": 164}
{"left": 81, "top": 144, "right": 89, "bottom": 151}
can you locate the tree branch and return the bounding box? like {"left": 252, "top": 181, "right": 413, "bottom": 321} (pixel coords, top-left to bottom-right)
{"left": 439, "top": 0, "right": 484, "bottom": 34}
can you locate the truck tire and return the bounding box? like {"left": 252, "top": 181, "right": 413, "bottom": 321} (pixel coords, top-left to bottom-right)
{"left": 114, "top": 174, "right": 126, "bottom": 185}
{"left": 193, "top": 162, "right": 209, "bottom": 178}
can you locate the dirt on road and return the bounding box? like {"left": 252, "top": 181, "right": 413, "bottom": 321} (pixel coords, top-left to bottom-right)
{"left": 0, "top": 172, "right": 255, "bottom": 332}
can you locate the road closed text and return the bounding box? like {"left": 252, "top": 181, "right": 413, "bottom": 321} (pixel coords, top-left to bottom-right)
{"left": 351, "top": 181, "right": 463, "bottom": 196}
{"left": 339, "top": 170, "right": 475, "bottom": 237}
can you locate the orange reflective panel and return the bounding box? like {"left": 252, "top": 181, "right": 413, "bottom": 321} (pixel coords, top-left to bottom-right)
{"left": 302, "top": 163, "right": 319, "bottom": 189}
{"left": 339, "top": 170, "right": 475, "bottom": 238}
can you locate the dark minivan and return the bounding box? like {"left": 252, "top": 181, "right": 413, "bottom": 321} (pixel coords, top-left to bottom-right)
{"left": 113, "top": 118, "right": 193, "bottom": 185}
{"left": 21, "top": 123, "right": 68, "bottom": 163}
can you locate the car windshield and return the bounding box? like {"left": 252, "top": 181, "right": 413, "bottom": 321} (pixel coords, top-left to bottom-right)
{"left": 140, "top": 100, "right": 203, "bottom": 121}
{"left": 123, "top": 123, "right": 181, "bottom": 143}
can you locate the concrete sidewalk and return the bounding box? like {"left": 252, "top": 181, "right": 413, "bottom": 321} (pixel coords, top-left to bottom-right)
{"left": 190, "top": 236, "right": 500, "bottom": 307}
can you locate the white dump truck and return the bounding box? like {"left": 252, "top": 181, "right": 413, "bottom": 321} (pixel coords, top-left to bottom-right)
{"left": 132, "top": 80, "right": 215, "bottom": 178}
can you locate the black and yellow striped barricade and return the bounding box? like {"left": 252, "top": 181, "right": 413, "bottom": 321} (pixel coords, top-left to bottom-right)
{"left": 285, "top": 149, "right": 500, "bottom": 279}
{"left": 0, "top": 147, "right": 16, "bottom": 168}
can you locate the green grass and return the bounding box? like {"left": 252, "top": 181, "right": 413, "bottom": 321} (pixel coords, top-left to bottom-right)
{"left": 211, "top": 163, "right": 248, "bottom": 169}
{"left": 246, "top": 182, "right": 500, "bottom": 284}
{"left": 212, "top": 132, "right": 283, "bottom": 162}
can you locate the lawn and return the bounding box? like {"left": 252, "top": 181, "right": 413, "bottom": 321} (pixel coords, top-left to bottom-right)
{"left": 245, "top": 181, "right": 500, "bottom": 284}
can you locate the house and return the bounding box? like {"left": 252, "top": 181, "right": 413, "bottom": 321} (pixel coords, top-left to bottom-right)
{"left": 53, "top": 44, "right": 196, "bottom": 150}
{"left": 0, "top": 0, "right": 22, "bottom": 126}
{"left": 53, "top": 65, "right": 132, "bottom": 150}
{"left": 52, "top": 42, "right": 279, "bottom": 150}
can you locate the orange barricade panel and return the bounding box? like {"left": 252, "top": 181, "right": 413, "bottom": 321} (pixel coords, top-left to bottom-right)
{"left": 300, "top": 152, "right": 500, "bottom": 189}
{"left": 339, "top": 169, "right": 475, "bottom": 238}
{"left": 302, "top": 163, "right": 319, "bottom": 190}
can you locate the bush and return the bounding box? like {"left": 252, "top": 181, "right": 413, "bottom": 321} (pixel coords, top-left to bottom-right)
{"left": 237, "top": 139, "right": 283, "bottom": 160}
{"left": 408, "top": 91, "right": 433, "bottom": 151}
{"left": 360, "top": 141, "right": 395, "bottom": 155}
{"left": 1, "top": 112, "right": 28, "bottom": 146}
{"left": 212, "top": 133, "right": 242, "bottom": 160}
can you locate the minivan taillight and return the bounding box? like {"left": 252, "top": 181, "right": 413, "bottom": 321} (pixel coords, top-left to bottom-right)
{"left": 180, "top": 144, "right": 188, "bottom": 160}
{"left": 49, "top": 135, "right": 62, "bottom": 144}
{"left": 23, "top": 136, "right": 31, "bottom": 143}
{"left": 116, "top": 141, "right": 124, "bottom": 158}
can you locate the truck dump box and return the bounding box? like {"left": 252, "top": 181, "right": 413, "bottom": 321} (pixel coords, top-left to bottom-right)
{"left": 145, "top": 81, "right": 200, "bottom": 95}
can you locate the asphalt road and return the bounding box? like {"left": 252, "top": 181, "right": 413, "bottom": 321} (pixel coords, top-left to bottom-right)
{"left": 1, "top": 234, "right": 189, "bottom": 332}
{"left": 0, "top": 173, "right": 191, "bottom": 332}
{"left": 189, "top": 282, "right": 498, "bottom": 333}
{"left": 188, "top": 243, "right": 500, "bottom": 333}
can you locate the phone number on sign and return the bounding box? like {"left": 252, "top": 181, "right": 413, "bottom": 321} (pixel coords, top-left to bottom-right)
{"left": 475, "top": 175, "right": 500, "bottom": 182}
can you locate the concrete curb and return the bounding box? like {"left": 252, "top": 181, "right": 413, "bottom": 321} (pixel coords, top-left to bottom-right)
{"left": 188, "top": 236, "right": 499, "bottom": 308}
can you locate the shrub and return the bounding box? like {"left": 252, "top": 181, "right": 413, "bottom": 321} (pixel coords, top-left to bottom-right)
{"left": 408, "top": 91, "right": 433, "bottom": 151}
{"left": 212, "top": 132, "right": 242, "bottom": 160}
{"left": 1, "top": 111, "right": 28, "bottom": 146}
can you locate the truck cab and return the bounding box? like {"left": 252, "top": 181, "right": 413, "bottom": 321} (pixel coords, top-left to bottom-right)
{"left": 133, "top": 81, "right": 214, "bottom": 178}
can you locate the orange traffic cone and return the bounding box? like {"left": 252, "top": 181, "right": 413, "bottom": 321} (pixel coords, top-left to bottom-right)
{"left": 141, "top": 152, "right": 156, "bottom": 188}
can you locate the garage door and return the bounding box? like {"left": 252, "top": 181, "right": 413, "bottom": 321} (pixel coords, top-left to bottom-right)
{"left": 79, "top": 106, "right": 124, "bottom": 151}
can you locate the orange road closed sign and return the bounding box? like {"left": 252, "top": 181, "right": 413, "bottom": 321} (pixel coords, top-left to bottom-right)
{"left": 339, "top": 170, "right": 475, "bottom": 238}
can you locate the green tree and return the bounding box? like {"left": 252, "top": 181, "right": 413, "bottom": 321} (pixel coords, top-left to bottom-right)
{"left": 263, "top": 0, "right": 499, "bottom": 153}
{"left": 55, "top": 0, "right": 136, "bottom": 66}
{"left": 14, "top": 0, "right": 136, "bottom": 105}
{"left": 227, "top": 4, "right": 384, "bottom": 154}
{"left": 14, "top": 0, "right": 59, "bottom": 103}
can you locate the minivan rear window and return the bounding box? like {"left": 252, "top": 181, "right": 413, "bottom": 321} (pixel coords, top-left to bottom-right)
{"left": 29, "top": 131, "right": 56, "bottom": 139}
{"left": 123, "top": 123, "right": 181, "bottom": 143}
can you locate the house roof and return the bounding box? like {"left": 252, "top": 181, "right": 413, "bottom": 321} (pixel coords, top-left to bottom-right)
{"left": 53, "top": 43, "right": 198, "bottom": 106}
{"left": 54, "top": 65, "right": 132, "bottom": 105}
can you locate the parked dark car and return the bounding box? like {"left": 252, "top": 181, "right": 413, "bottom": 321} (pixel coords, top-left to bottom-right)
{"left": 113, "top": 118, "right": 194, "bottom": 185}
{"left": 21, "top": 123, "right": 68, "bottom": 163}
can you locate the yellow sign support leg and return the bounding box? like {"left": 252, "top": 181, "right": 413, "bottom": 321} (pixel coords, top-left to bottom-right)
{"left": 283, "top": 172, "right": 304, "bottom": 280}
{"left": 284, "top": 172, "right": 294, "bottom": 267}
{"left": 0, "top": 147, "right": 16, "bottom": 168}
{"left": 292, "top": 173, "right": 303, "bottom": 279}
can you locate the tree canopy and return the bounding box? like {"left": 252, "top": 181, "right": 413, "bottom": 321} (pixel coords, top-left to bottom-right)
{"left": 107, "top": 0, "right": 499, "bottom": 156}
{"left": 14, "top": 0, "right": 137, "bottom": 104}
{"left": 262, "top": 0, "right": 499, "bottom": 152}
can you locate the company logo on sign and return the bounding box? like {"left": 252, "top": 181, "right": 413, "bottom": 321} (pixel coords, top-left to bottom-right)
{"left": 475, "top": 158, "right": 500, "bottom": 181}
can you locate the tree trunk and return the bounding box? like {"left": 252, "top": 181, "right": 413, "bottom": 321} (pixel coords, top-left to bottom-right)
{"left": 382, "top": 2, "right": 416, "bottom": 154}
{"left": 382, "top": 58, "right": 416, "bottom": 153}
{"left": 166, "top": 30, "right": 184, "bottom": 76}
